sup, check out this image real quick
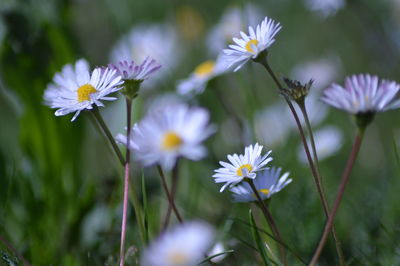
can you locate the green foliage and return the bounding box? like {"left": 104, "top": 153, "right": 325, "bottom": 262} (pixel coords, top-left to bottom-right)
{"left": 1, "top": 0, "right": 400, "bottom": 265}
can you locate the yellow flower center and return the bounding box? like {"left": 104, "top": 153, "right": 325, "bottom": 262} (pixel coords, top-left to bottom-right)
{"left": 168, "top": 251, "right": 188, "bottom": 265}
{"left": 258, "top": 188, "right": 270, "bottom": 195}
{"left": 236, "top": 164, "right": 253, "bottom": 176}
{"left": 77, "top": 84, "right": 97, "bottom": 102}
{"left": 194, "top": 60, "right": 215, "bottom": 77}
{"left": 245, "top": 39, "right": 259, "bottom": 53}
{"left": 253, "top": 188, "right": 270, "bottom": 199}
{"left": 162, "top": 132, "right": 183, "bottom": 150}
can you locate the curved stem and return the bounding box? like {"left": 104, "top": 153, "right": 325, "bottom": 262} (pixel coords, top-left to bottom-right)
{"left": 257, "top": 58, "right": 345, "bottom": 264}
{"left": 156, "top": 165, "right": 183, "bottom": 223}
{"left": 248, "top": 180, "right": 287, "bottom": 266}
{"left": 299, "top": 103, "right": 345, "bottom": 266}
{"left": 92, "top": 106, "right": 125, "bottom": 166}
{"left": 309, "top": 130, "right": 365, "bottom": 265}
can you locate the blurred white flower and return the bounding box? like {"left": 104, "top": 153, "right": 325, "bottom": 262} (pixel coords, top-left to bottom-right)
{"left": 44, "top": 59, "right": 122, "bottom": 121}
{"left": 304, "top": 0, "right": 345, "bottom": 18}
{"left": 297, "top": 125, "right": 343, "bottom": 163}
{"left": 141, "top": 221, "right": 215, "bottom": 266}
{"left": 322, "top": 74, "right": 400, "bottom": 114}
{"left": 230, "top": 167, "right": 292, "bottom": 202}
{"left": 116, "top": 104, "right": 214, "bottom": 171}
{"left": 213, "top": 143, "right": 273, "bottom": 192}
{"left": 291, "top": 56, "right": 341, "bottom": 91}
{"left": 206, "top": 4, "right": 262, "bottom": 55}
{"left": 177, "top": 54, "right": 230, "bottom": 95}
{"left": 110, "top": 23, "right": 181, "bottom": 87}
{"left": 254, "top": 103, "right": 293, "bottom": 148}
{"left": 207, "top": 242, "right": 228, "bottom": 263}
{"left": 223, "top": 16, "right": 282, "bottom": 71}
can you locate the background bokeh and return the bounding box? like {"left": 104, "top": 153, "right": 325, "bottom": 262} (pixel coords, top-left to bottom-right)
{"left": 1, "top": 0, "right": 400, "bottom": 265}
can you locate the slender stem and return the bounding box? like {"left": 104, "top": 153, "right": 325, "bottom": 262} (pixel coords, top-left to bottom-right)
{"left": 119, "top": 99, "right": 133, "bottom": 266}
{"left": 248, "top": 180, "right": 287, "bottom": 266}
{"left": 257, "top": 58, "right": 345, "bottom": 264}
{"left": 156, "top": 165, "right": 183, "bottom": 223}
{"left": 309, "top": 130, "right": 365, "bottom": 265}
{"left": 92, "top": 106, "right": 125, "bottom": 165}
{"left": 0, "top": 235, "right": 31, "bottom": 266}
{"left": 299, "top": 103, "right": 345, "bottom": 266}
{"left": 162, "top": 160, "right": 180, "bottom": 230}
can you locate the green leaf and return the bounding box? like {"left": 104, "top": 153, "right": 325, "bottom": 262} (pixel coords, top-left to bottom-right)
{"left": 249, "top": 209, "right": 272, "bottom": 266}
{"left": 198, "top": 250, "right": 234, "bottom": 265}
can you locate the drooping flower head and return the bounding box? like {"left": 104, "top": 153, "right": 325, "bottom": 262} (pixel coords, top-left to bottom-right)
{"left": 116, "top": 104, "right": 214, "bottom": 171}
{"left": 141, "top": 221, "right": 215, "bottom": 266}
{"left": 213, "top": 143, "right": 273, "bottom": 192}
{"left": 322, "top": 74, "right": 400, "bottom": 114}
{"left": 44, "top": 59, "right": 123, "bottom": 121}
{"left": 177, "top": 54, "right": 229, "bottom": 95}
{"left": 230, "top": 167, "right": 292, "bottom": 202}
{"left": 223, "top": 16, "right": 282, "bottom": 71}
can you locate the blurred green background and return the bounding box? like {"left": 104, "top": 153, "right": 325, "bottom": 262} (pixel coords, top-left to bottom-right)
{"left": 1, "top": 0, "right": 400, "bottom": 265}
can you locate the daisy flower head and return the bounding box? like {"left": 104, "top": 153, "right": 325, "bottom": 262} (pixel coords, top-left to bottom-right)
{"left": 116, "top": 104, "right": 214, "bottom": 171}
{"left": 230, "top": 167, "right": 292, "bottom": 202}
{"left": 108, "top": 57, "right": 161, "bottom": 99}
{"left": 177, "top": 54, "right": 230, "bottom": 95}
{"left": 109, "top": 57, "right": 161, "bottom": 81}
{"left": 322, "top": 74, "right": 400, "bottom": 115}
{"left": 44, "top": 59, "right": 123, "bottom": 121}
{"left": 141, "top": 221, "right": 215, "bottom": 266}
{"left": 213, "top": 143, "right": 273, "bottom": 192}
{"left": 223, "top": 16, "right": 282, "bottom": 72}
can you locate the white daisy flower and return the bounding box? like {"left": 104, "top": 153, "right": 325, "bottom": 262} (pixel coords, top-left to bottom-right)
{"left": 322, "top": 74, "right": 400, "bottom": 114}
{"left": 254, "top": 103, "right": 293, "bottom": 148}
{"left": 110, "top": 23, "right": 181, "bottom": 87}
{"left": 297, "top": 126, "right": 343, "bottom": 164}
{"left": 291, "top": 56, "right": 341, "bottom": 91}
{"left": 213, "top": 143, "right": 273, "bottom": 192}
{"left": 223, "top": 16, "right": 282, "bottom": 72}
{"left": 116, "top": 104, "right": 214, "bottom": 171}
{"left": 141, "top": 221, "right": 215, "bottom": 266}
{"left": 177, "top": 54, "right": 229, "bottom": 95}
{"left": 230, "top": 167, "right": 292, "bottom": 202}
{"left": 206, "top": 4, "right": 262, "bottom": 55}
{"left": 44, "top": 59, "right": 123, "bottom": 121}
{"left": 108, "top": 57, "right": 161, "bottom": 81}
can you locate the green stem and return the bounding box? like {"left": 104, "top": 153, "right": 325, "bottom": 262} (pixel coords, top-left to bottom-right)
{"left": 92, "top": 106, "right": 125, "bottom": 165}
{"left": 248, "top": 180, "right": 287, "bottom": 266}
{"left": 309, "top": 129, "right": 365, "bottom": 265}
